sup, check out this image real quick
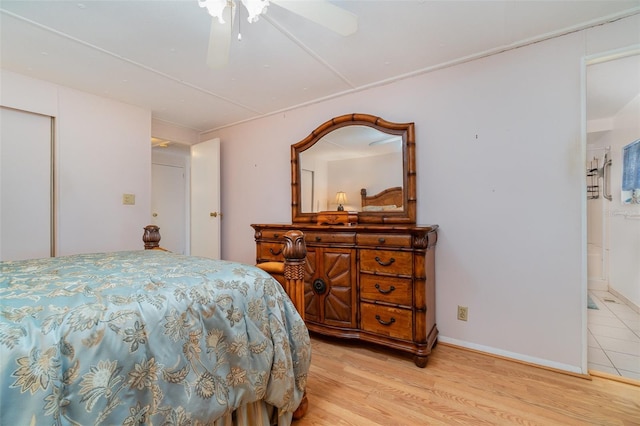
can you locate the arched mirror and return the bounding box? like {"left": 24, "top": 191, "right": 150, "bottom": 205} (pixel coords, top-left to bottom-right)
{"left": 291, "top": 113, "right": 416, "bottom": 224}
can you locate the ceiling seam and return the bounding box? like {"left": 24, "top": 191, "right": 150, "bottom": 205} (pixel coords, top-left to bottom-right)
{"left": 200, "top": 8, "right": 640, "bottom": 135}
{"left": 0, "top": 8, "right": 264, "bottom": 115}
{"left": 263, "top": 14, "right": 356, "bottom": 89}
{"left": 153, "top": 117, "right": 204, "bottom": 134}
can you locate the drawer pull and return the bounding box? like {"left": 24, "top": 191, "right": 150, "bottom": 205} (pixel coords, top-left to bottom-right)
{"left": 312, "top": 278, "right": 327, "bottom": 295}
{"left": 375, "top": 256, "right": 395, "bottom": 267}
{"left": 375, "top": 315, "right": 396, "bottom": 326}
{"left": 315, "top": 236, "right": 322, "bottom": 242}
{"left": 273, "top": 233, "right": 279, "bottom": 238}
{"left": 269, "top": 248, "right": 282, "bottom": 256}
{"left": 374, "top": 283, "right": 396, "bottom": 294}
{"left": 378, "top": 238, "right": 385, "bottom": 243}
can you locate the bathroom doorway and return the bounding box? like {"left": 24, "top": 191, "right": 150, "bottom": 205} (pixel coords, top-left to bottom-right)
{"left": 585, "top": 50, "right": 640, "bottom": 381}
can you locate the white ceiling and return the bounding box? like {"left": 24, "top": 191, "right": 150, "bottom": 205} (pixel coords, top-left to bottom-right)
{"left": 1, "top": 1, "right": 639, "bottom": 134}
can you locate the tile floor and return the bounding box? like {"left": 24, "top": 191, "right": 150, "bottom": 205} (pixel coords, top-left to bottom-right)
{"left": 587, "top": 289, "right": 640, "bottom": 380}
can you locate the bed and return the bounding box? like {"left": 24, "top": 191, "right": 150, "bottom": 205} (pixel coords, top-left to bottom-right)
{"left": 360, "top": 186, "right": 404, "bottom": 211}
{"left": 0, "top": 227, "right": 310, "bottom": 425}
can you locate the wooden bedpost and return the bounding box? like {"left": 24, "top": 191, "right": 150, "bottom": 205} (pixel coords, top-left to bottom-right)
{"left": 281, "top": 230, "right": 308, "bottom": 420}
{"left": 282, "top": 230, "right": 307, "bottom": 320}
{"left": 143, "top": 225, "right": 161, "bottom": 250}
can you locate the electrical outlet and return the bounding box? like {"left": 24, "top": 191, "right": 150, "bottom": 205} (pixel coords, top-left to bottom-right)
{"left": 457, "top": 305, "right": 468, "bottom": 321}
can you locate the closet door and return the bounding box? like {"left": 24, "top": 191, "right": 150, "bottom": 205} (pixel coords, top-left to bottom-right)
{"left": 0, "top": 107, "right": 53, "bottom": 261}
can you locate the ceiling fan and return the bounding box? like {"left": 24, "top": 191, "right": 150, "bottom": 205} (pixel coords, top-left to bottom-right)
{"left": 199, "top": 0, "right": 358, "bottom": 69}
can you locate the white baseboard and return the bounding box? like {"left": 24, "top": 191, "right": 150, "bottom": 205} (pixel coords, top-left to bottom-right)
{"left": 608, "top": 286, "right": 640, "bottom": 314}
{"left": 437, "top": 336, "right": 583, "bottom": 374}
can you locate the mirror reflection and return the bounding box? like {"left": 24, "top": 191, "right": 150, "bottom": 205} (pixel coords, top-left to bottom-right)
{"left": 292, "top": 113, "right": 416, "bottom": 224}
{"left": 299, "top": 125, "right": 403, "bottom": 213}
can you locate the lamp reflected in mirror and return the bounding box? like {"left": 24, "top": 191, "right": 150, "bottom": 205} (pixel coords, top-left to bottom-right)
{"left": 336, "top": 191, "right": 347, "bottom": 211}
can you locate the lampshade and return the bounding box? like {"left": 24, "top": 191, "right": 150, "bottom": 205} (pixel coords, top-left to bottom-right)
{"left": 335, "top": 191, "right": 347, "bottom": 211}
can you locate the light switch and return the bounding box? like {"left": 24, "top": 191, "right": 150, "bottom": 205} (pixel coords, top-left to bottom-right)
{"left": 122, "top": 193, "right": 135, "bottom": 205}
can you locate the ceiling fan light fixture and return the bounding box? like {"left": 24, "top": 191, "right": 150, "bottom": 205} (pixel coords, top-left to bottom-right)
{"left": 199, "top": 0, "right": 231, "bottom": 24}
{"left": 200, "top": 0, "right": 357, "bottom": 69}
{"left": 241, "top": 0, "right": 269, "bottom": 23}
{"left": 199, "top": 0, "right": 269, "bottom": 24}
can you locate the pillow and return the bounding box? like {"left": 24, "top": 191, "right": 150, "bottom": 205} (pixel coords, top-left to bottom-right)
{"left": 362, "top": 204, "right": 400, "bottom": 212}
{"left": 382, "top": 204, "right": 402, "bottom": 211}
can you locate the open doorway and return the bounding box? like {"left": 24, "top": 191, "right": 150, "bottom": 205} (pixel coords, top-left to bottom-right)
{"left": 151, "top": 141, "right": 190, "bottom": 254}
{"left": 150, "top": 137, "right": 221, "bottom": 258}
{"left": 585, "top": 50, "right": 640, "bottom": 381}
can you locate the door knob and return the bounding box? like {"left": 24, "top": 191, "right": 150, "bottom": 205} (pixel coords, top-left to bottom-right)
{"left": 210, "top": 212, "right": 217, "bottom": 217}
{"left": 152, "top": 213, "right": 158, "bottom": 217}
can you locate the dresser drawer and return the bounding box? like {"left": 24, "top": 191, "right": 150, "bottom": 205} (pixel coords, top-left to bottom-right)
{"left": 305, "top": 232, "right": 356, "bottom": 245}
{"left": 360, "top": 274, "right": 412, "bottom": 306}
{"left": 357, "top": 233, "right": 412, "bottom": 248}
{"left": 360, "top": 249, "right": 413, "bottom": 275}
{"left": 361, "top": 303, "right": 412, "bottom": 340}
{"left": 257, "top": 242, "right": 285, "bottom": 262}
{"left": 260, "top": 229, "right": 287, "bottom": 240}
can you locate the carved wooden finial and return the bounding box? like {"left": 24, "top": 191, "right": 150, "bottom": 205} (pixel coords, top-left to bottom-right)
{"left": 283, "top": 230, "right": 306, "bottom": 280}
{"left": 143, "top": 225, "right": 161, "bottom": 250}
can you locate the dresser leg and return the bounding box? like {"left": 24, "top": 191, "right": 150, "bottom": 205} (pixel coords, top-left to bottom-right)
{"left": 413, "top": 355, "right": 428, "bottom": 368}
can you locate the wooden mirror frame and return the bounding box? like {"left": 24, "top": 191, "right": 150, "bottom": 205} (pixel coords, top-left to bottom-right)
{"left": 291, "top": 113, "right": 416, "bottom": 224}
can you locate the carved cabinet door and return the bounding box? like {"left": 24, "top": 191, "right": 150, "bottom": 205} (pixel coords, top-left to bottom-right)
{"left": 304, "top": 246, "right": 356, "bottom": 328}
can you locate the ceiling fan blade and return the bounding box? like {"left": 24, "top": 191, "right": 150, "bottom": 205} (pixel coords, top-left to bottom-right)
{"left": 271, "top": 0, "right": 357, "bottom": 36}
{"left": 207, "top": 18, "right": 232, "bottom": 69}
{"left": 207, "top": 20, "right": 231, "bottom": 69}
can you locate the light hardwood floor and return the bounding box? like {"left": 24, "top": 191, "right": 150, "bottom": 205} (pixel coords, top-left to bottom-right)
{"left": 296, "top": 336, "right": 640, "bottom": 425}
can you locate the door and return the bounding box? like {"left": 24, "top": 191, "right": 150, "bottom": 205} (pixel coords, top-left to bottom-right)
{"left": 304, "top": 245, "right": 356, "bottom": 328}
{"left": 151, "top": 163, "right": 186, "bottom": 254}
{"left": 0, "top": 107, "right": 53, "bottom": 261}
{"left": 301, "top": 169, "right": 314, "bottom": 211}
{"left": 191, "top": 138, "right": 221, "bottom": 259}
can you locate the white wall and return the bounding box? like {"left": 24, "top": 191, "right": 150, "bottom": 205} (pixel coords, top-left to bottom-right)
{"left": 0, "top": 71, "right": 151, "bottom": 255}
{"left": 203, "top": 14, "right": 640, "bottom": 373}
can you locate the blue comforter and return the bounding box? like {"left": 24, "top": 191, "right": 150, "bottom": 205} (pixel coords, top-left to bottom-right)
{"left": 0, "top": 250, "right": 310, "bottom": 425}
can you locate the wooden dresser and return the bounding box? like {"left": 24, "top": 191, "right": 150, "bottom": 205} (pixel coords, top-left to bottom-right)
{"left": 252, "top": 223, "right": 438, "bottom": 367}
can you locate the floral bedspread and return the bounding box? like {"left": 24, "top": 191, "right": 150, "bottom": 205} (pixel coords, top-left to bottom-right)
{"left": 0, "top": 250, "right": 310, "bottom": 425}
